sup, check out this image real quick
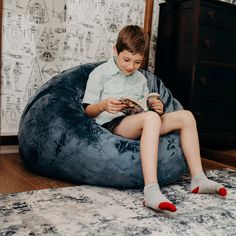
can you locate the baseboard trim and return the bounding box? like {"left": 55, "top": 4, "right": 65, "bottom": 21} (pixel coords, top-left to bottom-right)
{"left": 0, "top": 145, "right": 19, "bottom": 154}
{"left": 0, "top": 136, "right": 18, "bottom": 145}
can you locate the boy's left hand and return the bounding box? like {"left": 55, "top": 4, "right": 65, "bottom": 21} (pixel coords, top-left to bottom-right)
{"left": 149, "top": 99, "right": 164, "bottom": 115}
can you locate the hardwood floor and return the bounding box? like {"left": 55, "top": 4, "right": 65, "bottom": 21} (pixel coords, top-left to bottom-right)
{"left": 201, "top": 147, "right": 236, "bottom": 167}
{"left": 0, "top": 152, "right": 235, "bottom": 194}
{"left": 0, "top": 153, "right": 76, "bottom": 194}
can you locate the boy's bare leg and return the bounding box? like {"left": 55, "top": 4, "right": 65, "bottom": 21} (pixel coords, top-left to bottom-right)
{"left": 114, "top": 112, "right": 160, "bottom": 185}
{"left": 113, "top": 111, "right": 177, "bottom": 212}
{"left": 160, "top": 110, "right": 227, "bottom": 196}
{"left": 160, "top": 110, "right": 203, "bottom": 177}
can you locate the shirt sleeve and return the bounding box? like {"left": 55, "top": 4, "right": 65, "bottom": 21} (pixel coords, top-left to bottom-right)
{"left": 82, "top": 69, "right": 103, "bottom": 105}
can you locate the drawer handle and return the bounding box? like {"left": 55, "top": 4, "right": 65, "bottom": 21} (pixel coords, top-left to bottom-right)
{"left": 203, "top": 39, "right": 211, "bottom": 48}
{"left": 199, "top": 76, "right": 207, "bottom": 86}
{"left": 207, "top": 10, "right": 215, "bottom": 19}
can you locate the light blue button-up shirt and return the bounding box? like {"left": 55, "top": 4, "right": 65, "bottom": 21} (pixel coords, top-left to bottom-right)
{"left": 83, "top": 57, "right": 149, "bottom": 125}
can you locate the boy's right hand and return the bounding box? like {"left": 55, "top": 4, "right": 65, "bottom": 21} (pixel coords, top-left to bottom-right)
{"left": 101, "top": 98, "right": 127, "bottom": 114}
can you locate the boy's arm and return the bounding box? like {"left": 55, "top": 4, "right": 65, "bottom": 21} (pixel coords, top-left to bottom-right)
{"left": 83, "top": 70, "right": 104, "bottom": 117}
{"left": 84, "top": 101, "right": 105, "bottom": 118}
{"left": 148, "top": 99, "right": 165, "bottom": 116}
{"left": 143, "top": 76, "right": 165, "bottom": 115}
{"left": 85, "top": 99, "right": 126, "bottom": 117}
{"left": 83, "top": 70, "right": 126, "bottom": 118}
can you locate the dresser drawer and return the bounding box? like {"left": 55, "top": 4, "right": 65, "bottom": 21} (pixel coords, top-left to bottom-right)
{"left": 200, "top": 4, "right": 236, "bottom": 29}
{"left": 197, "top": 26, "right": 236, "bottom": 63}
{"left": 192, "top": 63, "right": 236, "bottom": 98}
{"left": 199, "top": 132, "right": 236, "bottom": 149}
{"left": 190, "top": 98, "right": 236, "bottom": 132}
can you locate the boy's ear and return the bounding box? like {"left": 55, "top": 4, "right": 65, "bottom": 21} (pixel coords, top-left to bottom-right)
{"left": 113, "top": 46, "right": 118, "bottom": 56}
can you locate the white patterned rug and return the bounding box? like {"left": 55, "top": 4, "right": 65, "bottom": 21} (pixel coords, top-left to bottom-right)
{"left": 1, "top": 169, "right": 236, "bottom": 236}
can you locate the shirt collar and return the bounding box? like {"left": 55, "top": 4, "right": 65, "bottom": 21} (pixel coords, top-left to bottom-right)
{"left": 107, "top": 57, "right": 120, "bottom": 76}
{"left": 107, "top": 56, "right": 137, "bottom": 79}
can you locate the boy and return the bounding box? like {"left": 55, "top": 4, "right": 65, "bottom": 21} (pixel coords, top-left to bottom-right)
{"left": 83, "top": 25, "right": 227, "bottom": 212}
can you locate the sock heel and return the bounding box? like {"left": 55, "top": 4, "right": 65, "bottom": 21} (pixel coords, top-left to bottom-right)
{"left": 192, "top": 186, "right": 199, "bottom": 194}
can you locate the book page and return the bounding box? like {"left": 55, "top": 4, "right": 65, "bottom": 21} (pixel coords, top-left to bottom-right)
{"left": 119, "top": 97, "right": 145, "bottom": 115}
{"left": 119, "top": 92, "right": 160, "bottom": 115}
{"left": 145, "top": 92, "right": 160, "bottom": 110}
{"left": 146, "top": 92, "right": 160, "bottom": 102}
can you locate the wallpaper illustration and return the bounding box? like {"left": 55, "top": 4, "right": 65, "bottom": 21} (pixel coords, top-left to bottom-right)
{"left": 1, "top": 0, "right": 159, "bottom": 135}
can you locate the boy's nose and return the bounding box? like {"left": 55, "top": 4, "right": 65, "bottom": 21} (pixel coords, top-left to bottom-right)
{"left": 127, "top": 63, "right": 135, "bottom": 69}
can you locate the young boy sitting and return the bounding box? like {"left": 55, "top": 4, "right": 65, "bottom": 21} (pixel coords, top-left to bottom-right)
{"left": 83, "top": 25, "right": 227, "bottom": 212}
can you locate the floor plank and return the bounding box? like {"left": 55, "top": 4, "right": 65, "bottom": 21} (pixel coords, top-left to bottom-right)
{"left": 201, "top": 157, "right": 236, "bottom": 171}
{"left": 1, "top": 153, "right": 235, "bottom": 194}
{"left": 201, "top": 148, "right": 236, "bottom": 167}
{"left": 0, "top": 154, "right": 76, "bottom": 194}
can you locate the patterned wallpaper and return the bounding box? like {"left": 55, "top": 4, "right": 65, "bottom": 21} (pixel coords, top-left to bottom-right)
{"left": 0, "top": 0, "right": 159, "bottom": 135}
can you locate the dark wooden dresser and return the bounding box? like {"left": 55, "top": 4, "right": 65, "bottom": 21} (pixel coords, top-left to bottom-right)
{"left": 155, "top": 0, "right": 236, "bottom": 149}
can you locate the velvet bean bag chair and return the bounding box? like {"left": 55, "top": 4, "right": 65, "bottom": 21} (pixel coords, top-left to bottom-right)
{"left": 18, "top": 63, "right": 188, "bottom": 189}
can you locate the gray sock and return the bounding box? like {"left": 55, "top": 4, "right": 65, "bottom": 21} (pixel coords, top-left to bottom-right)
{"left": 190, "top": 172, "right": 227, "bottom": 196}
{"left": 143, "top": 183, "right": 177, "bottom": 212}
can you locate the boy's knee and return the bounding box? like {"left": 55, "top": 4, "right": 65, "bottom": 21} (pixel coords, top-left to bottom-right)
{"left": 142, "top": 111, "right": 161, "bottom": 125}
{"left": 181, "top": 110, "right": 196, "bottom": 127}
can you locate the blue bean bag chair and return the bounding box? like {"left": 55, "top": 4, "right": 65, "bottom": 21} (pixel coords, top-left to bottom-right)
{"left": 18, "top": 62, "right": 188, "bottom": 189}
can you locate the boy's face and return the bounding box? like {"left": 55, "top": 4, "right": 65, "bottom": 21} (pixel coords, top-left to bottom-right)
{"left": 114, "top": 48, "right": 144, "bottom": 76}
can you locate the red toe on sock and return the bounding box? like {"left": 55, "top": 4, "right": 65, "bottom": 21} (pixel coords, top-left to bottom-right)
{"left": 192, "top": 186, "right": 199, "bottom": 194}
{"left": 219, "top": 187, "right": 227, "bottom": 196}
{"left": 159, "top": 202, "right": 177, "bottom": 212}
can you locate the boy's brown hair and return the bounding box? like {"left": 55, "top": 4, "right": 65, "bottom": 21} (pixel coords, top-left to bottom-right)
{"left": 115, "top": 25, "right": 149, "bottom": 56}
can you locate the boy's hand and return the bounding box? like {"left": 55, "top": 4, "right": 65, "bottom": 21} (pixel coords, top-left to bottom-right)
{"left": 148, "top": 99, "right": 164, "bottom": 115}
{"left": 101, "top": 98, "right": 126, "bottom": 114}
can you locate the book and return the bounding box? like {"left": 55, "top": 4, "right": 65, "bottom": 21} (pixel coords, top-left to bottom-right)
{"left": 119, "top": 92, "right": 160, "bottom": 115}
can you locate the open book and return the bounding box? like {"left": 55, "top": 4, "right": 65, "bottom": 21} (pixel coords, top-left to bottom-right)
{"left": 119, "top": 92, "right": 160, "bottom": 115}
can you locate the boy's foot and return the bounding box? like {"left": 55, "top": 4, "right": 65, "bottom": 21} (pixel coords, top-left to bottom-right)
{"left": 190, "top": 172, "right": 227, "bottom": 196}
{"left": 143, "top": 183, "right": 177, "bottom": 212}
